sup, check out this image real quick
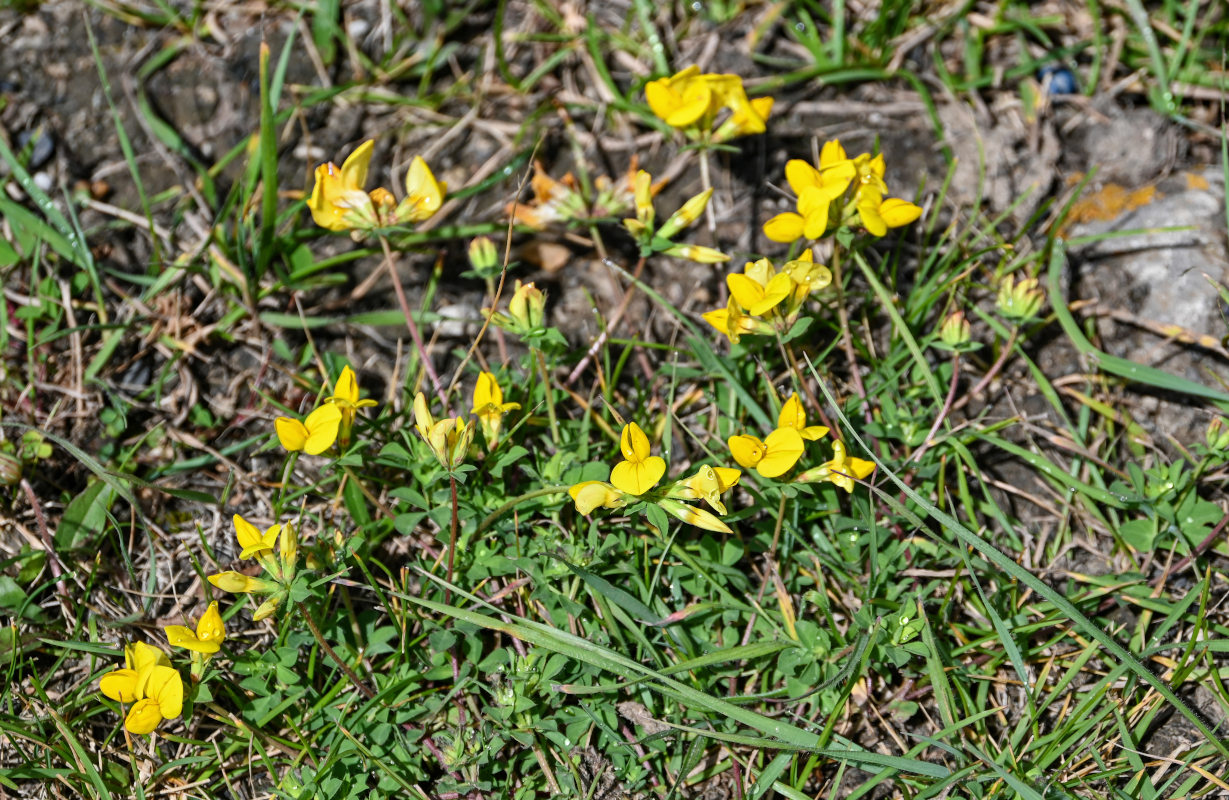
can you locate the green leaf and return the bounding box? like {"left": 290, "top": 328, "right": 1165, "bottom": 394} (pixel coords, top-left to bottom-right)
{"left": 55, "top": 480, "right": 117, "bottom": 549}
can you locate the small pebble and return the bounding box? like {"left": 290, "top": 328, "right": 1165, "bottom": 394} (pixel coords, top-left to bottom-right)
{"left": 32, "top": 172, "right": 52, "bottom": 192}
{"left": 1039, "top": 64, "right": 1077, "bottom": 95}
{"left": 347, "top": 18, "right": 370, "bottom": 39}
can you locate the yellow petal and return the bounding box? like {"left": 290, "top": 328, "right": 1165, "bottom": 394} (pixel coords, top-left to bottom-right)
{"left": 165, "top": 625, "right": 215, "bottom": 654}
{"left": 619, "top": 423, "right": 652, "bottom": 463}
{"left": 124, "top": 698, "right": 164, "bottom": 735}
{"left": 880, "top": 198, "right": 922, "bottom": 228}
{"left": 340, "top": 140, "right": 374, "bottom": 193}
{"left": 334, "top": 366, "right": 359, "bottom": 406}
{"left": 402, "top": 156, "right": 444, "bottom": 222}
{"left": 763, "top": 212, "right": 805, "bottom": 243}
{"left": 610, "top": 455, "right": 665, "bottom": 495}
{"left": 728, "top": 435, "right": 766, "bottom": 469}
{"left": 99, "top": 668, "right": 140, "bottom": 703}
{"left": 778, "top": 393, "right": 807, "bottom": 431}
{"left": 784, "top": 160, "right": 821, "bottom": 195}
{"left": 275, "top": 417, "right": 309, "bottom": 452}
{"left": 668, "top": 79, "right": 711, "bottom": 127}
{"left": 752, "top": 273, "right": 793, "bottom": 316}
{"left": 644, "top": 79, "right": 679, "bottom": 122}
{"left": 757, "top": 427, "right": 805, "bottom": 478}
{"left": 196, "top": 601, "right": 225, "bottom": 647}
{"left": 302, "top": 404, "right": 342, "bottom": 455}
{"left": 208, "top": 571, "right": 267, "bottom": 594}
{"left": 797, "top": 187, "right": 831, "bottom": 239}
{"left": 472, "top": 372, "right": 499, "bottom": 412}
{"left": 657, "top": 499, "right": 732, "bottom": 533}
{"left": 727, "top": 273, "right": 766, "bottom": 312}
{"left": 819, "top": 139, "right": 847, "bottom": 169}
{"left": 145, "top": 665, "right": 183, "bottom": 720}
{"left": 126, "top": 641, "right": 169, "bottom": 673}
{"left": 413, "top": 392, "right": 434, "bottom": 441}
{"left": 307, "top": 163, "right": 350, "bottom": 232}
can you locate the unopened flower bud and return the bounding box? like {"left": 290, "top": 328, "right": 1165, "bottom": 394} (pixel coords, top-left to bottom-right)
{"left": 939, "top": 311, "right": 972, "bottom": 348}
{"left": 468, "top": 236, "right": 499, "bottom": 276}
{"left": 1207, "top": 417, "right": 1229, "bottom": 450}
{"left": 996, "top": 275, "right": 1045, "bottom": 321}
{"left": 507, "top": 281, "right": 546, "bottom": 332}
{"left": 658, "top": 188, "right": 712, "bottom": 239}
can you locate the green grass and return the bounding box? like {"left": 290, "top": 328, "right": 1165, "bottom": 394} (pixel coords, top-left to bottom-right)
{"left": 2, "top": 1, "right": 1228, "bottom": 798}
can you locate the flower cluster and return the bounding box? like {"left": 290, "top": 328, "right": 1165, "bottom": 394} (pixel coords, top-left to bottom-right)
{"left": 764, "top": 139, "right": 921, "bottom": 243}
{"left": 646, "top": 66, "right": 773, "bottom": 143}
{"left": 622, "top": 170, "right": 728, "bottom": 263}
{"left": 98, "top": 602, "right": 227, "bottom": 735}
{"left": 413, "top": 372, "right": 521, "bottom": 467}
{"left": 728, "top": 393, "right": 873, "bottom": 491}
{"left": 276, "top": 366, "right": 378, "bottom": 455}
{"left": 208, "top": 514, "right": 297, "bottom": 621}
{"left": 307, "top": 139, "right": 444, "bottom": 234}
{"left": 568, "top": 422, "right": 741, "bottom": 533}
{"left": 702, "top": 250, "right": 830, "bottom": 344}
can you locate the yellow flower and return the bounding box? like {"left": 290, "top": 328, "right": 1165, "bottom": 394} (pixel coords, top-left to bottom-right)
{"left": 728, "top": 427, "right": 805, "bottom": 479}
{"left": 777, "top": 394, "right": 829, "bottom": 441}
{"left": 275, "top": 403, "right": 342, "bottom": 455}
{"left": 471, "top": 372, "right": 520, "bottom": 448}
{"left": 165, "top": 601, "right": 226, "bottom": 655}
{"left": 645, "top": 66, "right": 723, "bottom": 129}
{"left": 763, "top": 157, "right": 856, "bottom": 243}
{"left": 855, "top": 190, "right": 922, "bottom": 237}
{"left": 99, "top": 643, "right": 183, "bottom": 735}
{"left": 661, "top": 243, "right": 730, "bottom": 263}
{"left": 487, "top": 281, "right": 547, "bottom": 336}
{"left": 657, "top": 188, "right": 713, "bottom": 239}
{"left": 325, "top": 365, "right": 378, "bottom": 447}
{"left": 233, "top": 514, "right": 279, "bottom": 560}
{"left": 727, "top": 259, "right": 793, "bottom": 316}
{"left": 308, "top": 140, "right": 377, "bottom": 232}
{"left": 796, "top": 441, "right": 875, "bottom": 492}
{"left": 568, "top": 481, "right": 632, "bottom": 515}
{"left": 609, "top": 422, "right": 666, "bottom": 496}
{"left": 668, "top": 465, "right": 741, "bottom": 515}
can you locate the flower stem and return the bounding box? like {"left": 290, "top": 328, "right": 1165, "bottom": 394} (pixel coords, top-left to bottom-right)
{"left": 378, "top": 234, "right": 448, "bottom": 412}
{"left": 534, "top": 348, "right": 561, "bottom": 445}
{"left": 831, "top": 247, "right": 871, "bottom": 423}
{"left": 446, "top": 474, "right": 459, "bottom": 605}
{"left": 295, "top": 601, "right": 377, "bottom": 700}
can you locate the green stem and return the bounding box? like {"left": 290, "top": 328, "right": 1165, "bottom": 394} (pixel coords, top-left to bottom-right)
{"left": 446, "top": 474, "right": 459, "bottom": 605}
{"left": 534, "top": 348, "right": 561, "bottom": 445}
{"left": 295, "top": 601, "right": 377, "bottom": 701}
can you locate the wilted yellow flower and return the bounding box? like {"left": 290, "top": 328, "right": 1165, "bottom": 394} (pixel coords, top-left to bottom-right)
{"left": 471, "top": 372, "right": 520, "bottom": 448}
{"left": 728, "top": 427, "right": 805, "bottom": 479}
{"left": 165, "top": 601, "right": 226, "bottom": 655}
{"left": 307, "top": 140, "right": 444, "bottom": 232}
{"left": 275, "top": 403, "right": 342, "bottom": 456}
{"left": 667, "top": 465, "right": 741, "bottom": 515}
{"left": 610, "top": 422, "right": 666, "bottom": 496}
{"left": 656, "top": 498, "right": 732, "bottom": 533}
{"left": 795, "top": 441, "right": 875, "bottom": 492}
{"left": 413, "top": 392, "right": 474, "bottom": 469}
{"left": 568, "top": 481, "right": 632, "bottom": 515}
{"left": 207, "top": 571, "right": 276, "bottom": 595}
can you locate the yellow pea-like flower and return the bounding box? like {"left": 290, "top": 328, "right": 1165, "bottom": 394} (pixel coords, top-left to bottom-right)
{"left": 275, "top": 403, "right": 342, "bottom": 455}
{"left": 123, "top": 665, "right": 183, "bottom": 735}
{"left": 165, "top": 601, "right": 226, "bottom": 655}
{"left": 728, "top": 427, "right": 805, "bottom": 479}
{"left": 233, "top": 514, "right": 279, "bottom": 560}
{"left": 568, "top": 481, "right": 631, "bottom": 515}
{"left": 471, "top": 372, "right": 521, "bottom": 448}
{"left": 609, "top": 422, "right": 666, "bottom": 496}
